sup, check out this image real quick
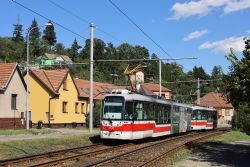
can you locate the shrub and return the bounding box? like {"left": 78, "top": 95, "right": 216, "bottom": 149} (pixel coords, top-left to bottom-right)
{"left": 85, "top": 101, "right": 101, "bottom": 128}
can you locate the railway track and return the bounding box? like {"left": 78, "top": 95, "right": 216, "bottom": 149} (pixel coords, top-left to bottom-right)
{"left": 0, "top": 142, "right": 135, "bottom": 167}
{"left": 82, "top": 130, "right": 226, "bottom": 167}
{"left": 0, "top": 128, "right": 229, "bottom": 167}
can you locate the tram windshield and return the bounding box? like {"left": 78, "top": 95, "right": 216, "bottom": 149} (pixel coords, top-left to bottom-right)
{"left": 103, "top": 96, "right": 124, "bottom": 120}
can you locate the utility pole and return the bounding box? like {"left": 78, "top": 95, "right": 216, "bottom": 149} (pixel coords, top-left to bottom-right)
{"left": 89, "top": 23, "right": 94, "bottom": 134}
{"left": 159, "top": 60, "right": 162, "bottom": 97}
{"left": 197, "top": 78, "right": 200, "bottom": 105}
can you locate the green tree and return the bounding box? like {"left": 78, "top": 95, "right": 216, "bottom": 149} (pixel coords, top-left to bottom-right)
{"left": 27, "top": 19, "right": 42, "bottom": 59}
{"left": 54, "top": 43, "right": 67, "bottom": 55}
{"left": 28, "top": 19, "right": 40, "bottom": 43}
{"left": 211, "top": 65, "right": 224, "bottom": 92}
{"left": 68, "top": 38, "right": 81, "bottom": 62}
{"left": 12, "top": 23, "right": 24, "bottom": 42}
{"left": 224, "top": 37, "right": 250, "bottom": 134}
{"left": 42, "top": 20, "right": 56, "bottom": 49}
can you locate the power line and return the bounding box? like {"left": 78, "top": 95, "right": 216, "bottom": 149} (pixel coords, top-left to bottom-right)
{"left": 47, "top": 0, "right": 124, "bottom": 43}
{"left": 108, "top": 0, "right": 173, "bottom": 59}
{"left": 11, "top": 0, "right": 87, "bottom": 40}
{"left": 160, "top": 79, "right": 222, "bottom": 84}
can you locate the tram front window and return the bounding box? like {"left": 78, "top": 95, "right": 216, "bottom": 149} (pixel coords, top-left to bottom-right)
{"left": 103, "top": 96, "right": 124, "bottom": 120}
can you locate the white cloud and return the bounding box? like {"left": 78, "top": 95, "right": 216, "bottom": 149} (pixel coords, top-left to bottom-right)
{"left": 184, "top": 29, "right": 208, "bottom": 41}
{"left": 169, "top": 0, "right": 250, "bottom": 20}
{"left": 224, "top": 0, "right": 250, "bottom": 14}
{"left": 199, "top": 36, "right": 245, "bottom": 53}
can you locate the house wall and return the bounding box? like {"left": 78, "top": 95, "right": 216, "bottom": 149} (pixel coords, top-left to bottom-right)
{"left": 0, "top": 69, "right": 26, "bottom": 129}
{"left": 28, "top": 74, "right": 51, "bottom": 124}
{"left": 153, "top": 91, "right": 171, "bottom": 100}
{"left": 216, "top": 108, "right": 234, "bottom": 124}
{"left": 28, "top": 73, "right": 87, "bottom": 125}
{"left": 50, "top": 74, "right": 87, "bottom": 124}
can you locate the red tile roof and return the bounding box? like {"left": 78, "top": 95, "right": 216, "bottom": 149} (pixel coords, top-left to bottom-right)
{"left": 195, "top": 92, "right": 233, "bottom": 109}
{"left": 143, "top": 83, "right": 171, "bottom": 92}
{"left": 0, "top": 63, "right": 17, "bottom": 89}
{"left": 74, "top": 79, "right": 127, "bottom": 100}
{"left": 30, "top": 69, "right": 69, "bottom": 94}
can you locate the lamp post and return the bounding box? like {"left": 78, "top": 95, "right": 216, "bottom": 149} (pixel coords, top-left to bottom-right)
{"left": 26, "top": 22, "right": 52, "bottom": 129}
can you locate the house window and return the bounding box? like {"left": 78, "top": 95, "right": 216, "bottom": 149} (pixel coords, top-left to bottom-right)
{"left": 62, "top": 101, "right": 68, "bottom": 113}
{"left": 81, "top": 103, "right": 85, "bottom": 114}
{"left": 75, "top": 103, "right": 79, "bottom": 114}
{"left": 11, "top": 94, "right": 17, "bottom": 110}
{"left": 225, "top": 109, "right": 230, "bottom": 116}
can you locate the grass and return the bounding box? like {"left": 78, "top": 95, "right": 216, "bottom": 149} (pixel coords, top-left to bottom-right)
{"left": 165, "top": 130, "right": 250, "bottom": 166}
{"left": 0, "top": 133, "right": 100, "bottom": 160}
{"left": 166, "top": 149, "right": 193, "bottom": 166}
{"left": 0, "top": 129, "right": 58, "bottom": 135}
{"left": 209, "top": 130, "right": 250, "bottom": 143}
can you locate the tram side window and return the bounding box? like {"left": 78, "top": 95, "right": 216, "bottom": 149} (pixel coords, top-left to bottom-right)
{"left": 207, "top": 112, "right": 213, "bottom": 121}
{"left": 149, "top": 103, "right": 154, "bottom": 120}
{"left": 197, "top": 110, "right": 202, "bottom": 120}
{"left": 134, "top": 101, "right": 143, "bottom": 120}
{"left": 202, "top": 111, "right": 207, "bottom": 120}
{"left": 165, "top": 105, "right": 171, "bottom": 124}
{"left": 159, "top": 105, "right": 165, "bottom": 124}
{"left": 154, "top": 105, "right": 159, "bottom": 123}
{"left": 144, "top": 102, "right": 149, "bottom": 120}
{"left": 124, "top": 102, "right": 133, "bottom": 120}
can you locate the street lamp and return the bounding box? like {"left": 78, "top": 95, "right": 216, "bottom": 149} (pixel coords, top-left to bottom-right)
{"left": 26, "top": 22, "right": 52, "bottom": 129}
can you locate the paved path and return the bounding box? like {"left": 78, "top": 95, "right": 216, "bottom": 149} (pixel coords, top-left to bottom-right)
{"left": 172, "top": 140, "right": 250, "bottom": 167}
{"left": 0, "top": 129, "right": 100, "bottom": 142}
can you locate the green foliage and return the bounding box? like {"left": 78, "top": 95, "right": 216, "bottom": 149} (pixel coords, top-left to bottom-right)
{"left": 85, "top": 101, "right": 101, "bottom": 128}
{"left": 68, "top": 38, "right": 81, "bottom": 62}
{"left": 12, "top": 23, "right": 24, "bottom": 42}
{"left": 224, "top": 37, "right": 250, "bottom": 134}
{"left": 42, "top": 20, "right": 56, "bottom": 49}
{"left": 28, "top": 19, "right": 40, "bottom": 43}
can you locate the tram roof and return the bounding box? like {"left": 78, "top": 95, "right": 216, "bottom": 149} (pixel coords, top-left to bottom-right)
{"left": 103, "top": 93, "right": 191, "bottom": 108}
{"left": 191, "top": 105, "right": 215, "bottom": 111}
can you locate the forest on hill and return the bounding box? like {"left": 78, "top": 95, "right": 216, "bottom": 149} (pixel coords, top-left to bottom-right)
{"left": 0, "top": 19, "right": 225, "bottom": 103}
{"left": 2, "top": 18, "right": 250, "bottom": 133}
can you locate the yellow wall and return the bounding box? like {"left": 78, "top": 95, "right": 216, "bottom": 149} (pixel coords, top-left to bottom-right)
{"left": 50, "top": 74, "right": 87, "bottom": 124}
{"left": 27, "top": 74, "right": 51, "bottom": 123}
{"left": 27, "top": 73, "right": 87, "bottom": 124}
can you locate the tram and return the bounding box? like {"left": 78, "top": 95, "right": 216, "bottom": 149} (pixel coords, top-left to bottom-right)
{"left": 100, "top": 91, "right": 217, "bottom": 140}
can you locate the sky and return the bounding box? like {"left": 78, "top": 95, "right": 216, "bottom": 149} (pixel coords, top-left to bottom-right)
{"left": 1, "top": 0, "right": 250, "bottom": 75}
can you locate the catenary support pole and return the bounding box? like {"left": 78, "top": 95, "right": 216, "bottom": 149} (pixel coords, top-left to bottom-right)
{"left": 159, "top": 60, "right": 162, "bottom": 97}
{"left": 89, "top": 23, "right": 94, "bottom": 133}
{"left": 26, "top": 30, "right": 30, "bottom": 129}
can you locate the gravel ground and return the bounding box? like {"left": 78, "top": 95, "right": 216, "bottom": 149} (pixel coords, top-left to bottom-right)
{"left": 172, "top": 140, "right": 250, "bottom": 167}
{"left": 0, "top": 128, "right": 99, "bottom": 142}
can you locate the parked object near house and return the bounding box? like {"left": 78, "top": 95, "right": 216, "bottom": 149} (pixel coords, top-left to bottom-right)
{"left": 0, "top": 63, "right": 26, "bottom": 129}
{"left": 195, "top": 92, "right": 234, "bottom": 125}
{"left": 32, "top": 53, "right": 72, "bottom": 67}
{"left": 25, "top": 69, "right": 87, "bottom": 128}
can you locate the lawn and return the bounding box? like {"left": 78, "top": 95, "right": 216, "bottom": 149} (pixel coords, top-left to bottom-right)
{"left": 165, "top": 130, "right": 250, "bottom": 166}
{"left": 0, "top": 129, "right": 57, "bottom": 135}
{"left": 210, "top": 130, "right": 250, "bottom": 143}
{"left": 0, "top": 133, "right": 100, "bottom": 160}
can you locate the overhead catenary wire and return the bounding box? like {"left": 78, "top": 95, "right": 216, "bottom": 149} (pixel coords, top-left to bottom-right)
{"left": 47, "top": 0, "right": 124, "bottom": 43}
{"left": 11, "top": 0, "right": 87, "bottom": 40}
{"left": 108, "top": 0, "right": 173, "bottom": 59}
